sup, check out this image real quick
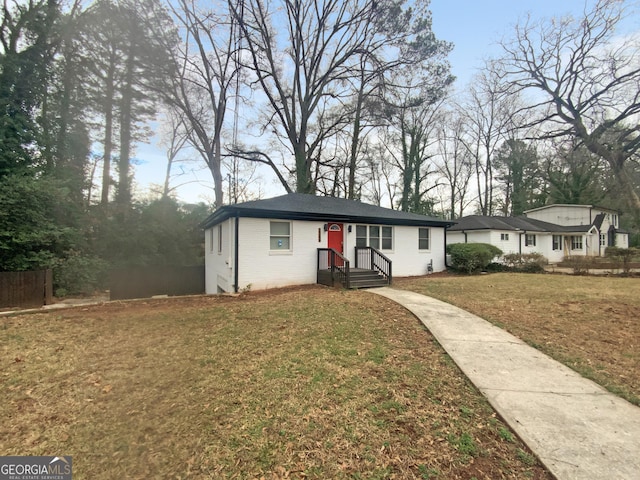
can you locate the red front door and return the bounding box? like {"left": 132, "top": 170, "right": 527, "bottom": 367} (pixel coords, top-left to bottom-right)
{"left": 327, "top": 223, "right": 344, "bottom": 265}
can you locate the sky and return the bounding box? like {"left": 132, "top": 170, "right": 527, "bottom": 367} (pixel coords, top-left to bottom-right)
{"left": 132, "top": 0, "right": 636, "bottom": 205}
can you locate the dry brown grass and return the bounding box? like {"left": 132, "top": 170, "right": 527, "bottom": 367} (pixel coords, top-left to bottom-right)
{"left": 1, "top": 287, "right": 551, "bottom": 479}
{"left": 395, "top": 272, "right": 640, "bottom": 405}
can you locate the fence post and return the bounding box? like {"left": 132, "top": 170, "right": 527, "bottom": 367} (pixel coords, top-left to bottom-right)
{"left": 44, "top": 269, "right": 53, "bottom": 305}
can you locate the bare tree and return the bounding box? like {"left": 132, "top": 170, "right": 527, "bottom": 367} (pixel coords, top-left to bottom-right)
{"left": 228, "top": 0, "right": 376, "bottom": 193}
{"left": 230, "top": 0, "right": 452, "bottom": 195}
{"left": 387, "top": 90, "right": 444, "bottom": 213}
{"left": 157, "top": 108, "right": 191, "bottom": 199}
{"left": 342, "top": 0, "right": 453, "bottom": 199}
{"left": 498, "top": 0, "right": 640, "bottom": 219}
{"left": 456, "top": 68, "right": 521, "bottom": 215}
{"left": 165, "top": 0, "right": 239, "bottom": 207}
{"left": 363, "top": 133, "right": 400, "bottom": 208}
{"left": 436, "top": 110, "right": 474, "bottom": 219}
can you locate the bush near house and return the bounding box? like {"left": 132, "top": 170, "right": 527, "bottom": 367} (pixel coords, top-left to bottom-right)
{"left": 446, "top": 243, "right": 503, "bottom": 274}
{"left": 502, "top": 253, "right": 548, "bottom": 273}
{"left": 563, "top": 255, "right": 591, "bottom": 275}
{"left": 606, "top": 247, "right": 640, "bottom": 275}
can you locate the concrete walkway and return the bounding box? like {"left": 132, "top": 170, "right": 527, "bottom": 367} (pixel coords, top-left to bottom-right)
{"left": 369, "top": 287, "right": 640, "bottom": 480}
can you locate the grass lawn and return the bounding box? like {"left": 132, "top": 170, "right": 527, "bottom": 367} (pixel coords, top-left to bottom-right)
{"left": 395, "top": 272, "right": 640, "bottom": 406}
{"left": 0, "top": 287, "right": 552, "bottom": 479}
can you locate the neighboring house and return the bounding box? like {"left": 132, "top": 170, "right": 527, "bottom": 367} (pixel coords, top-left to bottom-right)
{"left": 523, "top": 204, "right": 628, "bottom": 252}
{"left": 447, "top": 204, "right": 629, "bottom": 263}
{"left": 202, "top": 193, "right": 453, "bottom": 293}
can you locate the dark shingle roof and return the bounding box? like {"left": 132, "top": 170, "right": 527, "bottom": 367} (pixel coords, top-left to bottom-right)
{"left": 447, "top": 215, "right": 592, "bottom": 233}
{"left": 202, "top": 193, "right": 454, "bottom": 229}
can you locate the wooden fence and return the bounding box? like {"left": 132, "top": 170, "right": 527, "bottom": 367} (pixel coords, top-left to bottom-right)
{"left": 109, "top": 265, "right": 205, "bottom": 300}
{"left": 0, "top": 270, "right": 53, "bottom": 308}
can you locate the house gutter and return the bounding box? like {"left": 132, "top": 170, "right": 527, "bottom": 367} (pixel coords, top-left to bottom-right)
{"left": 234, "top": 215, "right": 239, "bottom": 293}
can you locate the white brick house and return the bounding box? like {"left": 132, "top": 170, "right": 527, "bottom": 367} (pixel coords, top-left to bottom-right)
{"left": 202, "top": 194, "right": 453, "bottom": 293}
{"left": 446, "top": 204, "right": 629, "bottom": 263}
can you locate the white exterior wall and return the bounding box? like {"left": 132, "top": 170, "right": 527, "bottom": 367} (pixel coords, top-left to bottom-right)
{"left": 525, "top": 205, "right": 626, "bottom": 257}
{"left": 489, "top": 231, "right": 520, "bottom": 255}
{"left": 585, "top": 232, "right": 598, "bottom": 256}
{"left": 444, "top": 231, "right": 493, "bottom": 245}
{"left": 205, "top": 218, "right": 235, "bottom": 294}
{"left": 236, "top": 218, "right": 322, "bottom": 291}
{"left": 381, "top": 225, "right": 446, "bottom": 276}
{"left": 447, "top": 229, "right": 562, "bottom": 263}
{"left": 526, "top": 205, "right": 594, "bottom": 226}
{"left": 206, "top": 217, "right": 448, "bottom": 293}
{"left": 446, "top": 230, "right": 514, "bottom": 262}
{"left": 446, "top": 231, "right": 465, "bottom": 245}
{"left": 616, "top": 233, "right": 629, "bottom": 249}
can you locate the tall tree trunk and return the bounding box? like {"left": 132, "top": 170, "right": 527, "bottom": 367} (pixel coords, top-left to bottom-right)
{"left": 117, "top": 39, "right": 135, "bottom": 211}
{"left": 212, "top": 135, "right": 224, "bottom": 207}
{"left": 101, "top": 64, "right": 115, "bottom": 205}
{"left": 294, "top": 142, "right": 314, "bottom": 194}
{"left": 348, "top": 67, "right": 366, "bottom": 200}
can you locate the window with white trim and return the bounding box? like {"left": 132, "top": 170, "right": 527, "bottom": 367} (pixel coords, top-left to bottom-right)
{"left": 217, "top": 224, "right": 223, "bottom": 253}
{"left": 355, "top": 225, "right": 393, "bottom": 250}
{"left": 552, "top": 235, "right": 562, "bottom": 251}
{"left": 525, "top": 234, "right": 536, "bottom": 246}
{"left": 571, "top": 236, "right": 583, "bottom": 250}
{"left": 418, "top": 228, "right": 430, "bottom": 250}
{"left": 356, "top": 225, "right": 367, "bottom": 247}
{"left": 600, "top": 234, "right": 607, "bottom": 247}
{"left": 369, "top": 226, "right": 380, "bottom": 249}
{"left": 270, "top": 221, "right": 291, "bottom": 250}
{"left": 381, "top": 226, "right": 392, "bottom": 249}
{"left": 500, "top": 233, "right": 509, "bottom": 241}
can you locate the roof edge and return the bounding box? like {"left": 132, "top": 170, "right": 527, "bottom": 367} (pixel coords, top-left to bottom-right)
{"left": 201, "top": 205, "right": 454, "bottom": 230}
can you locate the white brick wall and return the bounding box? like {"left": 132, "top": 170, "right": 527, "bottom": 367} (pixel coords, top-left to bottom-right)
{"left": 206, "top": 217, "right": 448, "bottom": 292}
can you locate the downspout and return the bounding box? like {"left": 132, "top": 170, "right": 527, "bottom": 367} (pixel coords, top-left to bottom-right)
{"left": 519, "top": 231, "right": 523, "bottom": 254}
{"left": 463, "top": 230, "right": 468, "bottom": 243}
{"left": 444, "top": 227, "right": 449, "bottom": 269}
{"left": 234, "top": 215, "right": 239, "bottom": 293}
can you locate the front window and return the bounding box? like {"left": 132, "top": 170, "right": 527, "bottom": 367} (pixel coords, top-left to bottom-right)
{"left": 500, "top": 233, "right": 509, "bottom": 241}
{"left": 419, "top": 228, "right": 430, "bottom": 250}
{"left": 525, "top": 234, "right": 536, "bottom": 247}
{"left": 600, "top": 234, "right": 607, "bottom": 247}
{"left": 356, "top": 225, "right": 393, "bottom": 250}
{"left": 552, "top": 235, "right": 562, "bottom": 251}
{"left": 369, "top": 226, "right": 380, "bottom": 249}
{"left": 356, "top": 225, "right": 367, "bottom": 247}
{"left": 571, "top": 236, "right": 583, "bottom": 250}
{"left": 270, "top": 221, "right": 291, "bottom": 250}
{"left": 381, "top": 227, "right": 393, "bottom": 249}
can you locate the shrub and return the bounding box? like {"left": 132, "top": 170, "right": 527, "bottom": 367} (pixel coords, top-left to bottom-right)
{"left": 485, "top": 262, "right": 508, "bottom": 272}
{"left": 564, "top": 255, "right": 590, "bottom": 275}
{"left": 446, "top": 243, "right": 503, "bottom": 274}
{"left": 502, "top": 252, "right": 547, "bottom": 273}
{"left": 605, "top": 247, "right": 639, "bottom": 274}
{"left": 53, "top": 251, "right": 110, "bottom": 297}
